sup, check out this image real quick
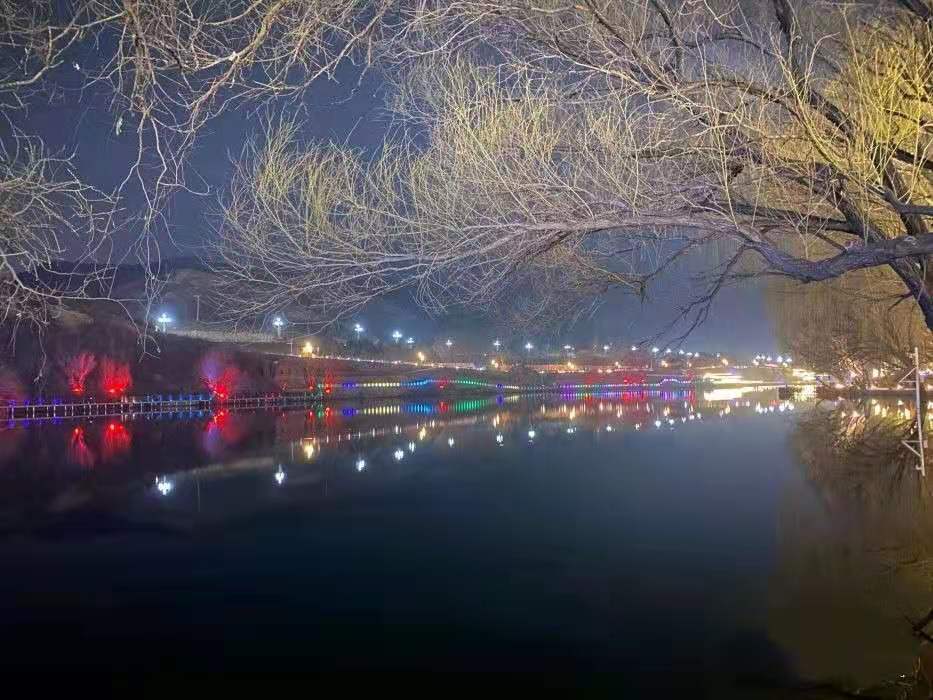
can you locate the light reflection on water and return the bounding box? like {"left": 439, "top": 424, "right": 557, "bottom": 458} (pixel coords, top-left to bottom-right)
{"left": 0, "top": 389, "right": 928, "bottom": 691}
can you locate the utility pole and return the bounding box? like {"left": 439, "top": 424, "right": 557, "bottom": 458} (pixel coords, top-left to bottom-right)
{"left": 899, "top": 346, "right": 926, "bottom": 477}
{"left": 194, "top": 295, "right": 201, "bottom": 322}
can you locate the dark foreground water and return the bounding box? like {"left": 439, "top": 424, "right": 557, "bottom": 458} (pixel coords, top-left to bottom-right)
{"left": 0, "top": 388, "right": 929, "bottom": 691}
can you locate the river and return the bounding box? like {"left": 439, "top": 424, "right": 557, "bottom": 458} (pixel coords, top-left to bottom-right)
{"left": 0, "top": 388, "right": 928, "bottom": 692}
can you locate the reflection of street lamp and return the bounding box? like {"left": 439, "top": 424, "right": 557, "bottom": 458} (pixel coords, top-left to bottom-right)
{"left": 156, "top": 312, "right": 172, "bottom": 333}
{"left": 392, "top": 330, "right": 403, "bottom": 344}
{"left": 273, "top": 316, "right": 284, "bottom": 338}
{"left": 353, "top": 323, "right": 364, "bottom": 340}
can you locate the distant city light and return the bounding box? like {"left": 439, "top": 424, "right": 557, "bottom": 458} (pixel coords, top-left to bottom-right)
{"left": 525, "top": 342, "right": 533, "bottom": 352}
{"left": 493, "top": 339, "right": 501, "bottom": 350}
{"left": 496, "top": 433, "right": 504, "bottom": 445}
{"left": 356, "top": 458, "right": 366, "bottom": 472}
{"left": 394, "top": 448, "right": 405, "bottom": 461}
{"left": 446, "top": 338, "right": 453, "bottom": 348}
{"left": 392, "top": 330, "right": 403, "bottom": 343}
{"left": 274, "top": 467, "right": 286, "bottom": 485}
{"left": 156, "top": 312, "right": 173, "bottom": 332}
{"left": 155, "top": 476, "right": 173, "bottom": 495}
{"left": 527, "top": 429, "right": 536, "bottom": 439}
{"left": 448, "top": 437, "right": 455, "bottom": 447}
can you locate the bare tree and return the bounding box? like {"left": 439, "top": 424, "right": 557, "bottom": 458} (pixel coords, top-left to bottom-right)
{"left": 213, "top": 0, "right": 933, "bottom": 337}
{"left": 0, "top": 0, "right": 391, "bottom": 334}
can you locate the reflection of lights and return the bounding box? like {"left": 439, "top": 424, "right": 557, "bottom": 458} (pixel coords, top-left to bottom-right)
{"left": 566, "top": 427, "right": 575, "bottom": 434}
{"left": 527, "top": 429, "right": 536, "bottom": 439}
{"left": 302, "top": 441, "right": 315, "bottom": 460}
{"left": 496, "top": 433, "right": 504, "bottom": 444}
{"left": 654, "top": 420, "right": 662, "bottom": 428}
{"left": 356, "top": 458, "right": 366, "bottom": 471}
{"left": 605, "top": 425, "right": 613, "bottom": 432}
{"left": 155, "top": 477, "right": 173, "bottom": 496}
{"left": 394, "top": 448, "right": 405, "bottom": 461}
{"left": 448, "top": 437, "right": 455, "bottom": 447}
{"left": 418, "top": 427, "right": 427, "bottom": 441}
{"left": 274, "top": 467, "right": 286, "bottom": 485}
{"left": 408, "top": 441, "right": 416, "bottom": 453}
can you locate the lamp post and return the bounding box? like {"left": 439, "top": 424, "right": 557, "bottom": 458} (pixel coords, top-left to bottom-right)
{"left": 156, "top": 313, "right": 172, "bottom": 333}
{"left": 353, "top": 323, "right": 364, "bottom": 341}
{"left": 392, "top": 330, "right": 403, "bottom": 344}
{"left": 273, "top": 316, "right": 284, "bottom": 339}
{"left": 446, "top": 338, "right": 453, "bottom": 349}
{"left": 493, "top": 339, "right": 501, "bottom": 351}
{"left": 525, "top": 341, "right": 533, "bottom": 355}
{"left": 406, "top": 337, "right": 415, "bottom": 347}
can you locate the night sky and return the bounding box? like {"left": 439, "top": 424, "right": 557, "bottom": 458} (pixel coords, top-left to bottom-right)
{"left": 10, "top": 54, "right": 777, "bottom": 354}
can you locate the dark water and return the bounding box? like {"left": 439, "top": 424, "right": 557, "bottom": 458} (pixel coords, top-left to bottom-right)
{"left": 0, "top": 389, "right": 928, "bottom": 690}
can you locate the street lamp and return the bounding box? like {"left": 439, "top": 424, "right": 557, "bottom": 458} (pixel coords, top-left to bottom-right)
{"left": 651, "top": 347, "right": 659, "bottom": 354}
{"left": 156, "top": 312, "right": 172, "bottom": 333}
{"left": 273, "top": 316, "right": 284, "bottom": 338}
{"left": 392, "top": 330, "right": 403, "bottom": 344}
{"left": 603, "top": 344, "right": 610, "bottom": 354}
{"left": 493, "top": 339, "right": 501, "bottom": 350}
{"left": 406, "top": 337, "right": 415, "bottom": 346}
{"left": 446, "top": 338, "right": 453, "bottom": 348}
{"left": 353, "top": 323, "right": 364, "bottom": 340}
{"left": 525, "top": 341, "right": 533, "bottom": 354}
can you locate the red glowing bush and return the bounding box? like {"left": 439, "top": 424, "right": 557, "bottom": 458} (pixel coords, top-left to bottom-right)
{"left": 99, "top": 358, "right": 132, "bottom": 397}
{"left": 62, "top": 352, "right": 97, "bottom": 395}
{"left": 199, "top": 351, "right": 241, "bottom": 400}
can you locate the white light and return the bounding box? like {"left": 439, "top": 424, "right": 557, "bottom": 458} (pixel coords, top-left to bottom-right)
{"left": 273, "top": 316, "right": 284, "bottom": 328}
{"left": 155, "top": 477, "right": 173, "bottom": 496}
{"left": 496, "top": 433, "right": 504, "bottom": 444}
{"left": 408, "top": 441, "right": 416, "bottom": 453}
{"left": 448, "top": 437, "right": 455, "bottom": 447}
{"left": 394, "top": 448, "right": 405, "bottom": 461}
{"left": 679, "top": 349, "right": 684, "bottom": 355}
{"left": 446, "top": 339, "right": 453, "bottom": 347}
{"left": 631, "top": 345, "right": 637, "bottom": 351}
{"left": 525, "top": 342, "right": 533, "bottom": 351}
{"left": 527, "top": 429, "right": 536, "bottom": 439}
{"left": 356, "top": 458, "right": 366, "bottom": 471}
{"left": 605, "top": 425, "right": 613, "bottom": 432}
{"left": 274, "top": 467, "right": 286, "bottom": 485}
{"left": 652, "top": 347, "right": 659, "bottom": 353}
{"left": 406, "top": 337, "right": 414, "bottom": 345}
{"left": 654, "top": 420, "right": 662, "bottom": 428}
{"left": 566, "top": 427, "right": 575, "bottom": 434}
{"left": 493, "top": 339, "right": 501, "bottom": 349}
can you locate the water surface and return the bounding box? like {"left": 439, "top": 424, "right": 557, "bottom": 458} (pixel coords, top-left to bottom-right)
{"left": 0, "top": 390, "right": 926, "bottom": 691}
